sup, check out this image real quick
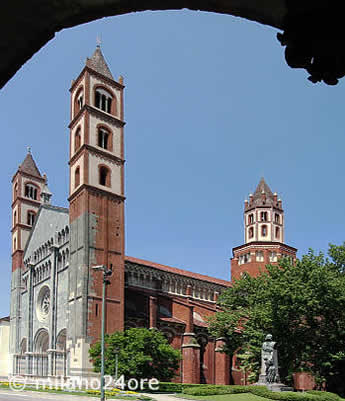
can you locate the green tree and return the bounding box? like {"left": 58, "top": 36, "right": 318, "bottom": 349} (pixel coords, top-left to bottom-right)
{"left": 89, "top": 327, "right": 181, "bottom": 382}
{"left": 208, "top": 244, "right": 345, "bottom": 394}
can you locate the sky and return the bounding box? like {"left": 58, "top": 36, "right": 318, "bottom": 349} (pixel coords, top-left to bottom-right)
{"left": 0, "top": 10, "right": 345, "bottom": 317}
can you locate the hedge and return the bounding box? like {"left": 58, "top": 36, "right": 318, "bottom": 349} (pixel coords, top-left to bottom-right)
{"left": 182, "top": 385, "right": 252, "bottom": 396}
{"left": 146, "top": 382, "right": 344, "bottom": 401}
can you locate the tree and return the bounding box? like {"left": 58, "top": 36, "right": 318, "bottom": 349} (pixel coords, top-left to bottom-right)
{"left": 208, "top": 244, "right": 345, "bottom": 394}
{"left": 89, "top": 327, "right": 181, "bottom": 382}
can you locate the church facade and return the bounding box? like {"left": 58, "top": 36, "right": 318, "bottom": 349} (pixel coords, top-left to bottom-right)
{"left": 8, "top": 46, "right": 297, "bottom": 385}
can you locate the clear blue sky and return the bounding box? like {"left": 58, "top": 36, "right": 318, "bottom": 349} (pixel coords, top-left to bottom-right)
{"left": 0, "top": 10, "right": 344, "bottom": 317}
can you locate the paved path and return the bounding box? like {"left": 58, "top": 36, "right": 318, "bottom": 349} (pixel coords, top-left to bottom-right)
{"left": 143, "top": 393, "right": 181, "bottom": 401}
{"left": 0, "top": 389, "right": 181, "bottom": 401}
{"left": 0, "top": 389, "right": 98, "bottom": 401}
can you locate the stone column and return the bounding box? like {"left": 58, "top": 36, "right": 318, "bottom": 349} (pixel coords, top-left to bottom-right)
{"left": 149, "top": 296, "right": 157, "bottom": 329}
{"left": 181, "top": 306, "right": 200, "bottom": 384}
{"left": 48, "top": 244, "right": 59, "bottom": 376}
{"left": 26, "top": 264, "right": 35, "bottom": 376}
{"left": 215, "top": 337, "right": 230, "bottom": 385}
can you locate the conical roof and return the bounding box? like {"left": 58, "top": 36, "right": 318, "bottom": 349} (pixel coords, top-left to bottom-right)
{"left": 249, "top": 177, "right": 278, "bottom": 208}
{"left": 19, "top": 150, "right": 42, "bottom": 179}
{"left": 253, "top": 177, "right": 274, "bottom": 200}
{"left": 86, "top": 46, "right": 114, "bottom": 80}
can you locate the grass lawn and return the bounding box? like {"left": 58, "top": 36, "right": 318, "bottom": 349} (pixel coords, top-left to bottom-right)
{"left": 176, "top": 394, "right": 268, "bottom": 401}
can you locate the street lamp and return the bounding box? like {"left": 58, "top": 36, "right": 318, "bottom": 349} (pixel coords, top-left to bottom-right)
{"left": 92, "top": 265, "right": 112, "bottom": 401}
{"left": 114, "top": 347, "right": 120, "bottom": 382}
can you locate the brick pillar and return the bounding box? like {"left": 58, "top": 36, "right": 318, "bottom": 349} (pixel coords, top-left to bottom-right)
{"left": 215, "top": 337, "right": 230, "bottom": 385}
{"left": 149, "top": 296, "right": 157, "bottom": 329}
{"left": 181, "top": 306, "right": 200, "bottom": 384}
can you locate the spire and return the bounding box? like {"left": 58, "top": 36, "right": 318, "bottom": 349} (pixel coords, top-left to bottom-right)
{"left": 18, "top": 149, "right": 42, "bottom": 179}
{"left": 246, "top": 177, "right": 279, "bottom": 208}
{"left": 86, "top": 45, "right": 114, "bottom": 80}
{"left": 253, "top": 177, "right": 274, "bottom": 200}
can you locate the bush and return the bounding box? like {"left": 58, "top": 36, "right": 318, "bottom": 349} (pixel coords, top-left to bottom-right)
{"left": 250, "top": 387, "right": 345, "bottom": 401}
{"left": 182, "top": 385, "right": 251, "bottom": 396}
{"left": 145, "top": 382, "right": 345, "bottom": 401}
{"left": 157, "top": 382, "right": 184, "bottom": 393}
{"left": 306, "top": 391, "right": 343, "bottom": 401}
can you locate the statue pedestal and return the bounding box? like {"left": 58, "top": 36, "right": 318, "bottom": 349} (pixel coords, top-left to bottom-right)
{"left": 256, "top": 374, "right": 266, "bottom": 385}
{"left": 267, "top": 384, "right": 294, "bottom": 392}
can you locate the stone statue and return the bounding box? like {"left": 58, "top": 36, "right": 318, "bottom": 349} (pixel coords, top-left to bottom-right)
{"left": 257, "top": 334, "right": 280, "bottom": 385}
{"left": 256, "top": 334, "right": 293, "bottom": 391}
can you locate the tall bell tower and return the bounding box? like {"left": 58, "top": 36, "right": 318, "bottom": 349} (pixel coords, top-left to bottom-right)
{"left": 231, "top": 178, "right": 297, "bottom": 280}
{"left": 67, "top": 45, "right": 125, "bottom": 377}
{"left": 10, "top": 150, "right": 46, "bottom": 365}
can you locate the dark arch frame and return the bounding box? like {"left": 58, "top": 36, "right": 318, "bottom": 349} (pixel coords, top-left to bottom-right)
{"left": 2, "top": 1, "right": 344, "bottom": 89}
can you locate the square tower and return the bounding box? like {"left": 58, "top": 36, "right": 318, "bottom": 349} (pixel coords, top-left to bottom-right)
{"left": 67, "top": 46, "right": 125, "bottom": 378}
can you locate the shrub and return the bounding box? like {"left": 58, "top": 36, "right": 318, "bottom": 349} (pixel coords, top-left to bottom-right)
{"left": 306, "top": 391, "right": 343, "bottom": 401}
{"left": 157, "top": 382, "right": 184, "bottom": 393}
{"left": 182, "top": 385, "right": 251, "bottom": 396}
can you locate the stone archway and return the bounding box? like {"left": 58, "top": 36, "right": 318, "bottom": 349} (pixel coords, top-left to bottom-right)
{"left": 55, "top": 329, "right": 67, "bottom": 377}
{"left": 2, "top": 1, "right": 345, "bottom": 89}
{"left": 33, "top": 329, "right": 49, "bottom": 377}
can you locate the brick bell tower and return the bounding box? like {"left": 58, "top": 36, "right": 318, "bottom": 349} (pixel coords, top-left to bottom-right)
{"left": 231, "top": 178, "right": 297, "bottom": 281}
{"left": 67, "top": 45, "right": 125, "bottom": 377}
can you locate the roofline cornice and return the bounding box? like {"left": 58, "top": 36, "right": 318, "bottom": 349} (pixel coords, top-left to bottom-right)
{"left": 232, "top": 241, "right": 297, "bottom": 253}
{"left": 70, "top": 66, "right": 124, "bottom": 93}
{"left": 68, "top": 104, "right": 125, "bottom": 130}
{"left": 69, "top": 144, "right": 125, "bottom": 167}
{"left": 68, "top": 184, "right": 126, "bottom": 203}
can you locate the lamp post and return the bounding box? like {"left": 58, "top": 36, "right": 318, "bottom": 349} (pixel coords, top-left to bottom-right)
{"left": 114, "top": 347, "right": 119, "bottom": 382}
{"left": 92, "top": 265, "right": 112, "bottom": 401}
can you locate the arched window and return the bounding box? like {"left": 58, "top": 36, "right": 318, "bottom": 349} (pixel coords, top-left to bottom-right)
{"left": 98, "top": 128, "right": 110, "bottom": 150}
{"left": 27, "top": 211, "right": 36, "bottom": 226}
{"left": 75, "top": 128, "right": 81, "bottom": 152}
{"left": 275, "top": 226, "right": 280, "bottom": 239}
{"left": 248, "top": 213, "right": 254, "bottom": 224}
{"left": 13, "top": 238, "right": 17, "bottom": 251}
{"left": 256, "top": 251, "right": 264, "bottom": 262}
{"left": 269, "top": 252, "right": 277, "bottom": 262}
{"left": 75, "top": 167, "right": 80, "bottom": 188}
{"left": 13, "top": 183, "right": 18, "bottom": 199}
{"left": 248, "top": 227, "right": 254, "bottom": 238}
{"left": 260, "top": 211, "right": 268, "bottom": 222}
{"left": 99, "top": 166, "right": 110, "bottom": 187}
{"left": 20, "top": 338, "right": 27, "bottom": 355}
{"left": 94, "top": 88, "right": 114, "bottom": 114}
{"left": 13, "top": 211, "right": 17, "bottom": 226}
{"left": 275, "top": 213, "right": 280, "bottom": 223}
{"left": 25, "top": 184, "right": 38, "bottom": 200}
{"left": 74, "top": 87, "right": 84, "bottom": 116}
{"left": 261, "top": 225, "right": 267, "bottom": 237}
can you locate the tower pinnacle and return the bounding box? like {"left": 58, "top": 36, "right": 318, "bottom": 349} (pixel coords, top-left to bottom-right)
{"left": 85, "top": 45, "right": 114, "bottom": 80}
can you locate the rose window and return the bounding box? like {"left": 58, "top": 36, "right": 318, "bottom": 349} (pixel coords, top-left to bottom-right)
{"left": 36, "top": 286, "right": 51, "bottom": 322}
{"left": 41, "top": 291, "right": 50, "bottom": 316}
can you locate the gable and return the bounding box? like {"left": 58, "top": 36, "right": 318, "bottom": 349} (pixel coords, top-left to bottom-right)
{"left": 24, "top": 205, "right": 69, "bottom": 259}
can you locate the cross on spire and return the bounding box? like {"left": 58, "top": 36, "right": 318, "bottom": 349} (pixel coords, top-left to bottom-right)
{"left": 96, "top": 35, "right": 102, "bottom": 48}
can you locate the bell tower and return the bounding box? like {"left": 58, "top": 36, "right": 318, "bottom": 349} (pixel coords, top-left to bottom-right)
{"left": 10, "top": 150, "right": 46, "bottom": 365}
{"left": 67, "top": 45, "right": 125, "bottom": 378}
{"left": 231, "top": 178, "right": 297, "bottom": 280}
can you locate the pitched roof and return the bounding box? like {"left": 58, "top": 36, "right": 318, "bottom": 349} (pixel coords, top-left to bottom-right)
{"left": 24, "top": 204, "right": 69, "bottom": 258}
{"left": 125, "top": 256, "right": 231, "bottom": 287}
{"left": 86, "top": 46, "right": 114, "bottom": 80}
{"left": 19, "top": 151, "right": 42, "bottom": 178}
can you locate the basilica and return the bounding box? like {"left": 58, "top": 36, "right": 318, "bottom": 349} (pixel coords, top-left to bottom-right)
{"left": 6, "top": 46, "right": 297, "bottom": 385}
